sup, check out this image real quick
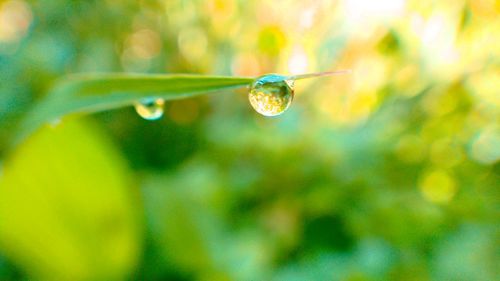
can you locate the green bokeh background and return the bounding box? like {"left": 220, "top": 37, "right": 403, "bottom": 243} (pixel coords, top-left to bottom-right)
{"left": 0, "top": 0, "right": 498, "bottom": 280}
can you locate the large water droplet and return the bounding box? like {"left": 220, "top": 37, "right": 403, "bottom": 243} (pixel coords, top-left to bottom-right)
{"left": 134, "top": 98, "right": 165, "bottom": 120}
{"left": 248, "top": 70, "right": 351, "bottom": 116}
{"left": 248, "top": 74, "right": 294, "bottom": 117}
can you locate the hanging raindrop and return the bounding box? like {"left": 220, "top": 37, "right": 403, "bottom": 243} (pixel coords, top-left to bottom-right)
{"left": 134, "top": 98, "right": 165, "bottom": 120}
{"left": 248, "top": 70, "right": 351, "bottom": 117}
{"left": 248, "top": 74, "right": 294, "bottom": 117}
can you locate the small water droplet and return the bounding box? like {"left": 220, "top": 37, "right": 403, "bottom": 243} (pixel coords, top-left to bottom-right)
{"left": 248, "top": 74, "right": 294, "bottom": 117}
{"left": 134, "top": 98, "right": 165, "bottom": 120}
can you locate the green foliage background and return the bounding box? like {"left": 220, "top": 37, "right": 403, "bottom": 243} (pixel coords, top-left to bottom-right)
{"left": 0, "top": 0, "right": 498, "bottom": 280}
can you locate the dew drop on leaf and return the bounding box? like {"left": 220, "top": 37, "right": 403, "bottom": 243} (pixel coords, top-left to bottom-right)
{"left": 248, "top": 74, "right": 294, "bottom": 117}
{"left": 134, "top": 98, "right": 165, "bottom": 120}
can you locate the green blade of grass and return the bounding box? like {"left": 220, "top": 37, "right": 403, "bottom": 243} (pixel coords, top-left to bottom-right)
{"left": 15, "top": 73, "right": 254, "bottom": 144}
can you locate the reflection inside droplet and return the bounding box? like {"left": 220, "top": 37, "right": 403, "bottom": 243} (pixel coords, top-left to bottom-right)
{"left": 134, "top": 98, "right": 165, "bottom": 120}
{"left": 248, "top": 74, "right": 294, "bottom": 117}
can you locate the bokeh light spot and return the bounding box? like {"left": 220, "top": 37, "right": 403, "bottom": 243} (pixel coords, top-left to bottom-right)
{"left": 0, "top": 0, "right": 32, "bottom": 44}
{"left": 419, "top": 169, "right": 457, "bottom": 204}
{"left": 178, "top": 27, "right": 208, "bottom": 63}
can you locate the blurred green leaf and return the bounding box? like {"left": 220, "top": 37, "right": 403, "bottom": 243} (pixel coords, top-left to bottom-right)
{"left": 0, "top": 119, "right": 141, "bottom": 280}
{"left": 142, "top": 174, "right": 221, "bottom": 278}
{"left": 16, "top": 74, "right": 253, "bottom": 144}
{"left": 142, "top": 170, "right": 273, "bottom": 281}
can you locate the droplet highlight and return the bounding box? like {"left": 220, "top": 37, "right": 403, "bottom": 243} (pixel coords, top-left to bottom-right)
{"left": 134, "top": 98, "right": 165, "bottom": 120}
{"left": 248, "top": 74, "right": 294, "bottom": 117}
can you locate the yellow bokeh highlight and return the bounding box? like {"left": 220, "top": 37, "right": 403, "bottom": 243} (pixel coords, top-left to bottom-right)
{"left": 258, "top": 26, "right": 287, "bottom": 57}
{"left": 0, "top": 0, "right": 32, "bottom": 44}
{"left": 178, "top": 27, "right": 208, "bottom": 63}
{"left": 419, "top": 169, "right": 457, "bottom": 204}
{"left": 467, "top": 69, "right": 500, "bottom": 109}
{"left": 121, "top": 28, "right": 162, "bottom": 71}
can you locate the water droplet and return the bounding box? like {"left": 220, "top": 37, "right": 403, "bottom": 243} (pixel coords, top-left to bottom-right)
{"left": 134, "top": 98, "right": 165, "bottom": 120}
{"left": 248, "top": 70, "right": 351, "bottom": 116}
{"left": 248, "top": 74, "right": 294, "bottom": 117}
